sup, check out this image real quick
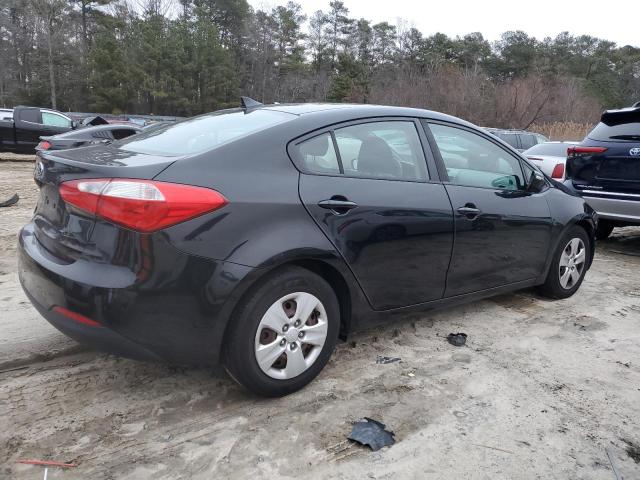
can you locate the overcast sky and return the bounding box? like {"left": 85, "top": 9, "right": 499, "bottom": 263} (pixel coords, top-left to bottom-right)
{"left": 248, "top": 0, "right": 640, "bottom": 47}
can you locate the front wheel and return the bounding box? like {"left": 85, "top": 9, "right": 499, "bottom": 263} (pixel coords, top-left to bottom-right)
{"left": 223, "top": 267, "right": 340, "bottom": 397}
{"left": 538, "top": 226, "right": 591, "bottom": 299}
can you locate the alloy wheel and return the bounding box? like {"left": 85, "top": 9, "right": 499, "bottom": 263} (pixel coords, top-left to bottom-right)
{"left": 254, "top": 292, "right": 328, "bottom": 380}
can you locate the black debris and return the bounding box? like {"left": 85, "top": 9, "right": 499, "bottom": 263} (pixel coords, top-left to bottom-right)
{"left": 348, "top": 417, "right": 395, "bottom": 451}
{"left": 376, "top": 356, "right": 401, "bottom": 364}
{"left": 447, "top": 332, "right": 467, "bottom": 347}
{"left": 623, "top": 438, "right": 640, "bottom": 464}
{"left": 0, "top": 193, "right": 19, "bottom": 208}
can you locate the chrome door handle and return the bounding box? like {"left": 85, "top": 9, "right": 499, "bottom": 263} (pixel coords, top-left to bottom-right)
{"left": 318, "top": 198, "right": 358, "bottom": 214}
{"left": 457, "top": 205, "right": 481, "bottom": 219}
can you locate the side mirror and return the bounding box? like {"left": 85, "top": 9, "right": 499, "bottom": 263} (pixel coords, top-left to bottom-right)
{"left": 71, "top": 120, "right": 78, "bottom": 129}
{"left": 528, "top": 171, "right": 547, "bottom": 193}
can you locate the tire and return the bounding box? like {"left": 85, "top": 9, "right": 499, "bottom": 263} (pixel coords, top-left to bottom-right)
{"left": 537, "top": 226, "right": 591, "bottom": 299}
{"left": 223, "top": 266, "right": 340, "bottom": 397}
{"left": 595, "top": 221, "right": 614, "bottom": 240}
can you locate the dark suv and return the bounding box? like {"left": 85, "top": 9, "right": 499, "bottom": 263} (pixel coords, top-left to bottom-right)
{"left": 565, "top": 105, "right": 640, "bottom": 239}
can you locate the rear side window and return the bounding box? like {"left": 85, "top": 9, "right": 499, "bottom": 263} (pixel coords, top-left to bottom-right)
{"left": 588, "top": 122, "right": 640, "bottom": 141}
{"left": 297, "top": 133, "right": 341, "bottom": 174}
{"left": 112, "top": 128, "right": 138, "bottom": 140}
{"left": 119, "top": 109, "right": 293, "bottom": 156}
{"left": 334, "top": 121, "right": 427, "bottom": 181}
{"left": 495, "top": 133, "right": 519, "bottom": 148}
{"left": 430, "top": 123, "right": 525, "bottom": 190}
{"left": 518, "top": 134, "right": 537, "bottom": 150}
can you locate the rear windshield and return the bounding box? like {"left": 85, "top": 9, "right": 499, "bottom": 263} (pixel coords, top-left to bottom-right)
{"left": 524, "top": 143, "right": 573, "bottom": 156}
{"left": 588, "top": 121, "right": 640, "bottom": 142}
{"left": 118, "top": 109, "right": 293, "bottom": 156}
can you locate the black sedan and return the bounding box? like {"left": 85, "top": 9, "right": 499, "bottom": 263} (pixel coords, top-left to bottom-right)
{"left": 19, "top": 101, "right": 596, "bottom": 396}
{"left": 36, "top": 123, "right": 141, "bottom": 151}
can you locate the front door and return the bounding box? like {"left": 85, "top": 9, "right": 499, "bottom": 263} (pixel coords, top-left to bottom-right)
{"left": 426, "top": 122, "right": 553, "bottom": 297}
{"left": 294, "top": 119, "right": 454, "bottom": 310}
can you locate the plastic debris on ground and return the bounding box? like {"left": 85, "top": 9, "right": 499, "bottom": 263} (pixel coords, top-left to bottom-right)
{"left": 347, "top": 417, "right": 395, "bottom": 451}
{"left": 447, "top": 332, "right": 467, "bottom": 347}
{"left": 0, "top": 193, "right": 19, "bottom": 207}
{"left": 376, "top": 356, "right": 401, "bottom": 364}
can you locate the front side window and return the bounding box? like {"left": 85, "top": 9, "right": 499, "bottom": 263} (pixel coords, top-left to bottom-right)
{"left": 334, "top": 121, "right": 427, "bottom": 181}
{"left": 430, "top": 123, "right": 525, "bottom": 190}
{"left": 42, "top": 112, "right": 72, "bottom": 128}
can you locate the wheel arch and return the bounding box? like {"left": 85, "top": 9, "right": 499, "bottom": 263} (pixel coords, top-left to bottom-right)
{"left": 218, "top": 254, "right": 363, "bottom": 363}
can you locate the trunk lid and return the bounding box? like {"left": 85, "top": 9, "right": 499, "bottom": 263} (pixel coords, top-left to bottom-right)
{"left": 33, "top": 145, "right": 175, "bottom": 260}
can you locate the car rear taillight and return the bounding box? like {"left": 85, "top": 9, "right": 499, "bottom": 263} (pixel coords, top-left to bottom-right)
{"left": 551, "top": 163, "right": 565, "bottom": 179}
{"left": 567, "top": 146, "right": 608, "bottom": 155}
{"left": 37, "top": 140, "right": 51, "bottom": 150}
{"left": 59, "top": 179, "right": 227, "bottom": 233}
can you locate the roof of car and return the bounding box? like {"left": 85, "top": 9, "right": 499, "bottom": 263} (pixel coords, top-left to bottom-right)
{"left": 257, "top": 103, "right": 475, "bottom": 127}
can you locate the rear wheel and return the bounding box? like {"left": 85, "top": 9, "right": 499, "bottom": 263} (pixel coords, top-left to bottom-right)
{"left": 538, "top": 226, "right": 590, "bottom": 299}
{"left": 223, "top": 267, "right": 339, "bottom": 397}
{"left": 595, "top": 221, "right": 614, "bottom": 240}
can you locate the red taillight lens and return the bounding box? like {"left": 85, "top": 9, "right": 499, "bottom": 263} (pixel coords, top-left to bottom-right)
{"left": 551, "top": 163, "right": 565, "bottom": 179}
{"left": 37, "top": 141, "right": 51, "bottom": 150}
{"left": 567, "top": 146, "right": 608, "bottom": 155}
{"left": 59, "top": 179, "right": 227, "bottom": 232}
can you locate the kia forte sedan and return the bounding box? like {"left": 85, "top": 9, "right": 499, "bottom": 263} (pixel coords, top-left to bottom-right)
{"left": 18, "top": 101, "right": 596, "bottom": 396}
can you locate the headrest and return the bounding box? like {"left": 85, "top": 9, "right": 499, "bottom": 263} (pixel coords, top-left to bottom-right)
{"left": 301, "top": 134, "right": 329, "bottom": 157}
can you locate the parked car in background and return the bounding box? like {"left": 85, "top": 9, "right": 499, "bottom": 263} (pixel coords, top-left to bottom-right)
{"left": 0, "top": 106, "right": 77, "bottom": 152}
{"left": 0, "top": 108, "right": 13, "bottom": 121}
{"left": 565, "top": 104, "right": 640, "bottom": 240}
{"left": 19, "top": 100, "right": 596, "bottom": 396}
{"left": 36, "top": 124, "right": 141, "bottom": 151}
{"left": 485, "top": 128, "right": 549, "bottom": 152}
{"left": 523, "top": 141, "right": 579, "bottom": 180}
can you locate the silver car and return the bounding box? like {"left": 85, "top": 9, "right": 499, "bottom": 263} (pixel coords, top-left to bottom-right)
{"left": 523, "top": 141, "right": 579, "bottom": 180}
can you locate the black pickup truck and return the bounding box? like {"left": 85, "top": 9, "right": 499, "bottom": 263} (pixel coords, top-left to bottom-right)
{"left": 0, "top": 106, "right": 82, "bottom": 152}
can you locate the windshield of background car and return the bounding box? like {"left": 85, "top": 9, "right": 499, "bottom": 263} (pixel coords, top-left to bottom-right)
{"left": 588, "top": 121, "right": 640, "bottom": 142}
{"left": 524, "top": 143, "right": 574, "bottom": 156}
{"left": 118, "top": 109, "right": 294, "bottom": 156}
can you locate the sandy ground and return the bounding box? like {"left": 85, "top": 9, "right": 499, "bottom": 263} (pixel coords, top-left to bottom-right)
{"left": 1, "top": 159, "right": 639, "bottom": 479}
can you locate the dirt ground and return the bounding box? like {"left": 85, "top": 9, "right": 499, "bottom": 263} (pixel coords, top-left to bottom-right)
{"left": 1, "top": 160, "right": 639, "bottom": 479}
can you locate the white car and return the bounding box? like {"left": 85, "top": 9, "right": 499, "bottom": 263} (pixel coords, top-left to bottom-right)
{"left": 523, "top": 141, "right": 579, "bottom": 180}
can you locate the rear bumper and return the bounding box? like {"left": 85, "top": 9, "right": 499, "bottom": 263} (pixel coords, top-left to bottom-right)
{"left": 582, "top": 194, "right": 640, "bottom": 225}
{"left": 18, "top": 222, "right": 257, "bottom": 365}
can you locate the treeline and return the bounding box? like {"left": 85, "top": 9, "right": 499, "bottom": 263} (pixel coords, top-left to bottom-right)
{"left": 1, "top": 0, "right": 639, "bottom": 128}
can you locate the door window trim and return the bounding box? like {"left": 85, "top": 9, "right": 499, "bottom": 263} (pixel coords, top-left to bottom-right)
{"left": 288, "top": 117, "right": 439, "bottom": 183}
{"left": 421, "top": 119, "right": 529, "bottom": 191}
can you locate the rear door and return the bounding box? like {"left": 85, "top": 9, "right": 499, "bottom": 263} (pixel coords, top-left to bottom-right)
{"left": 294, "top": 118, "right": 454, "bottom": 310}
{"left": 425, "top": 121, "right": 553, "bottom": 297}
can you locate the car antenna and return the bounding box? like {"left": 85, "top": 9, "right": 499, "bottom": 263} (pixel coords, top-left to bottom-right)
{"left": 240, "top": 96, "right": 263, "bottom": 112}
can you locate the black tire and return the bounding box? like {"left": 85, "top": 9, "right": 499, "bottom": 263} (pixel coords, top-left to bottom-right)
{"left": 595, "top": 221, "right": 614, "bottom": 240}
{"left": 537, "top": 226, "right": 591, "bottom": 299}
{"left": 223, "top": 266, "right": 340, "bottom": 397}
